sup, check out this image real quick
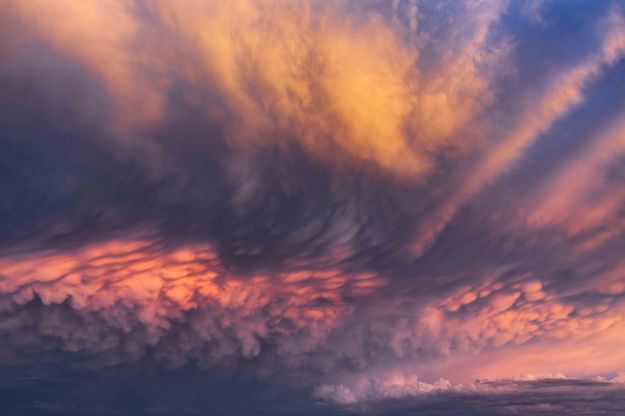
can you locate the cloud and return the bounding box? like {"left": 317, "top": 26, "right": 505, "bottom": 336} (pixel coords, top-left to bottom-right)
{"left": 1, "top": 239, "right": 624, "bottom": 384}
{"left": 4, "top": 0, "right": 506, "bottom": 182}
{"left": 410, "top": 4, "right": 625, "bottom": 255}
{"left": 313, "top": 374, "right": 625, "bottom": 413}
{"left": 1, "top": 0, "right": 625, "bottom": 413}
{"left": 0, "top": 238, "right": 386, "bottom": 368}
{"left": 314, "top": 373, "right": 453, "bottom": 405}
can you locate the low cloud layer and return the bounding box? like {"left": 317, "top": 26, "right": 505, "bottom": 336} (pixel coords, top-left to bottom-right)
{"left": 313, "top": 374, "right": 625, "bottom": 407}
{"left": 1, "top": 0, "right": 625, "bottom": 413}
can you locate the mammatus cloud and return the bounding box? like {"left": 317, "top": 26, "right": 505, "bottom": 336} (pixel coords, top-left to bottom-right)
{"left": 1, "top": 0, "right": 625, "bottom": 414}
{"left": 0, "top": 239, "right": 381, "bottom": 368}
{"left": 1, "top": 238, "right": 624, "bottom": 386}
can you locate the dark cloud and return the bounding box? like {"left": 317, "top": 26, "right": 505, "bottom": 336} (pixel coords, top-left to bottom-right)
{"left": 1, "top": 0, "right": 625, "bottom": 414}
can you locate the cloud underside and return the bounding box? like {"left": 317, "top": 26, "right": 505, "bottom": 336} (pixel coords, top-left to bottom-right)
{"left": 1, "top": 0, "right": 625, "bottom": 410}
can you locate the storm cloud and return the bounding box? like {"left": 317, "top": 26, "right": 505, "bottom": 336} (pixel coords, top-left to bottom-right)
{"left": 1, "top": 0, "right": 625, "bottom": 414}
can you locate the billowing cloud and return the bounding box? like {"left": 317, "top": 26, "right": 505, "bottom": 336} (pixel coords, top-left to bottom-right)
{"left": 1, "top": 0, "right": 625, "bottom": 414}
{"left": 314, "top": 377, "right": 625, "bottom": 415}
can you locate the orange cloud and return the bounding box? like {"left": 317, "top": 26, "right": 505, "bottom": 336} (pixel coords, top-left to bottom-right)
{"left": 4, "top": 0, "right": 504, "bottom": 180}
{"left": 527, "top": 116, "right": 625, "bottom": 239}
{"left": 410, "top": 8, "right": 625, "bottom": 255}
{"left": 6, "top": 0, "right": 165, "bottom": 134}
{"left": 0, "top": 237, "right": 387, "bottom": 366}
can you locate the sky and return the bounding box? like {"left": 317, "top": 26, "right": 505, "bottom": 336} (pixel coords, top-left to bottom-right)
{"left": 1, "top": 0, "right": 625, "bottom": 414}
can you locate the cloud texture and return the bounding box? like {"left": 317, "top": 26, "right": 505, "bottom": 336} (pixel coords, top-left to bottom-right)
{"left": 1, "top": 0, "right": 625, "bottom": 413}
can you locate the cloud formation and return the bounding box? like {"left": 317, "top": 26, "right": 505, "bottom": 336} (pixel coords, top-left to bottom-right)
{"left": 1, "top": 0, "right": 625, "bottom": 413}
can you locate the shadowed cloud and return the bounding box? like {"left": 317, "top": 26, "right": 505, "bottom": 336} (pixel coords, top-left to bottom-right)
{"left": 1, "top": 0, "right": 625, "bottom": 414}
